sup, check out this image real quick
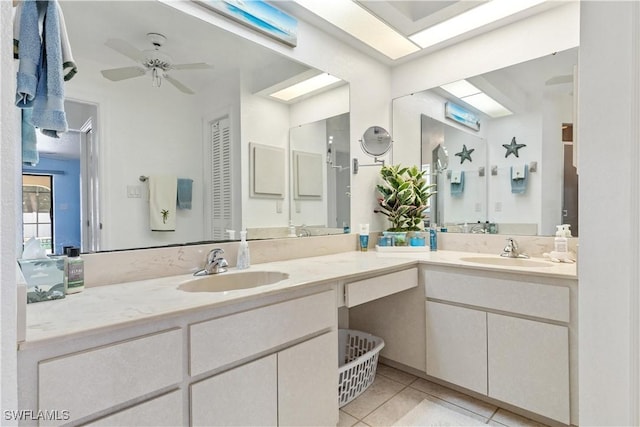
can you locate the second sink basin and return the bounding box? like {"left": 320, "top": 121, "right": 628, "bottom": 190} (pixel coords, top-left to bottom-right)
{"left": 178, "top": 270, "right": 289, "bottom": 293}
{"left": 460, "top": 256, "right": 553, "bottom": 268}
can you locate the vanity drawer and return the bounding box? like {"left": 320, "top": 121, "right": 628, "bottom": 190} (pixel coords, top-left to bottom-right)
{"left": 345, "top": 267, "right": 418, "bottom": 308}
{"left": 39, "top": 329, "right": 182, "bottom": 423}
{"left": 425, "top": 268, "right": 570, "bottom": 322}
{"left": 189, "top": 289, "right": 336, "bottom": 376}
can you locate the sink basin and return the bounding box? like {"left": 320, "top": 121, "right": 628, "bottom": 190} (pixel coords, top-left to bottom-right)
{"left": 178, "top": 270, "right": 289, "bottom": 292}
{"left": 460, "top": 256, "right": 553, "bottom": 268}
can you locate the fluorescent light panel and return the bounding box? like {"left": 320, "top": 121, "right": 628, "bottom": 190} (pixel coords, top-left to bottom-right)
{"left": 441, "top": 79, "right": 512, "bottom": 118}
{"left": 269, "top": 73, "right": 342, "bottom": 102}
{"left": 294, "top": 0, "right": 420, "bottom": 60}
{"left": 410, "top": 0, "right": 547, "bottom": 49}
{"left": 440, "top": 80, "right": 481, "bottom": 98}
{"left": 462, "top": 93, "right": 512, "bottom": 117}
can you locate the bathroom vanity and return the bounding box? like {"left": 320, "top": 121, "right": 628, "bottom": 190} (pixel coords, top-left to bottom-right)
{"left": 17, "top": 250, "right": 576, "bottom": 426}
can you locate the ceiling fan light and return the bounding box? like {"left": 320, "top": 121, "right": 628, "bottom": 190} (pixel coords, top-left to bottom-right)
{"left": 151, "top": 67, "right": 162, "bottom": 88}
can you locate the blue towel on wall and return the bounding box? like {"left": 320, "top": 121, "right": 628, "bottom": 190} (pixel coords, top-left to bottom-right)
{"left": 450, "top": 171, "right": 465, "bottom": 197}
{"left": 511, "top": 165, "right": 528, "bottom": 194}
{"left": 15, "top": 0, "right": 68, "bottom": 138}
{"left": 22, "top": 109, "right": 38, "bottom": 166}
{"left": 177, "top": 178, "right": 193, "bottom": 210}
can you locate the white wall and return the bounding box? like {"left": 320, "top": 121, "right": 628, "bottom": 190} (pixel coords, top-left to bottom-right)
{"left": 0, "top": 1, "right": 18, "bottom": 420}
{"left": 578, "top": 2, "right": 640, "bottom": 425}
{"left": 486, "top": 113, "right": 541, "bottom": 228}
{"left": 241, "top": 79, "right": 291, "bottom": 229}
{"left": 66, "top": 59, "right": 205, "bottom": 250}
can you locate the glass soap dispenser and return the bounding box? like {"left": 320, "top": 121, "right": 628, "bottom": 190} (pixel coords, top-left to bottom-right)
{"left": 236, "top": 230, "right": 250, "bottom": 269}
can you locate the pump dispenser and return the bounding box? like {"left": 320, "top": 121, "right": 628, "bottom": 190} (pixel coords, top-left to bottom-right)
{"left": 236, "top": 230, "right": 250, "bottom": 269}
{"left": 554, "top": 225, "right": 568, "bottom": 253}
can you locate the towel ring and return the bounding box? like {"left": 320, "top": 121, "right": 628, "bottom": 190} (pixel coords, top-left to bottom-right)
{"left": 139, "top": 176, "right": 149, "bottom": 182}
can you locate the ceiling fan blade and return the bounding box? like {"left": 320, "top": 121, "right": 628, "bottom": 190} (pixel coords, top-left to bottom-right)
{"left": 545, "top": 75, "right": 573, "bottom": 86}
{"left": 171, "top": 63, "right": 213, "bottom": 71}
{"left": 105, "top": 38, "right": 144, "bottom": 63}
{"left": 101, "top": 66, "right": 147, "bottom": 81}
{"left": 164, "top": 75, "right": 194, "bottom": 94}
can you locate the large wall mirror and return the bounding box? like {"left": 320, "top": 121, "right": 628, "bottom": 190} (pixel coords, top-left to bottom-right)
{"left": 20, "top": 1, "right": 349, "bottom": 254}
{"left": 393, "top": 47, "right": 578, "bottom": 237}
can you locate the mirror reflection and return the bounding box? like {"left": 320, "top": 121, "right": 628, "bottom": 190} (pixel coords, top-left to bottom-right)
{"left": 394, "top": 47, "right": 578, "bottom": 236}
{"left": 21, "top": 1, "right": 350, "bottom": 253}
{"left": 289, "top": 113, "right": 350, "bottom": 233}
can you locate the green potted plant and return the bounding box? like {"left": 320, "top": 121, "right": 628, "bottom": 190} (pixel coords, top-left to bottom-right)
{"left": 374, "top": 164, "right": 435, "bottom": 245}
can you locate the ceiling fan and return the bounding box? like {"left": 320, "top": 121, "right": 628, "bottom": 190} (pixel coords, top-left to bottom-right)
{"left": 100, "top": 33, "right": 212, "bottom": 95}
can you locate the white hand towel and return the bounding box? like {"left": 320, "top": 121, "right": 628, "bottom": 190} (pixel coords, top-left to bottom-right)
{"left": 511, "top": 164, "right": 527, "bottom": 180}
{"left": 149, "top": 175, "right": 177, "bottom": 231}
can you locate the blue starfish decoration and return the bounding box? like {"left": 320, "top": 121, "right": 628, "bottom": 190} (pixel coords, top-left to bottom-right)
{"left": 503, "top": 137, "right": 526, "bottom": 158}
{"left": 455, "top": 144, "right": 475, "bottom": 164}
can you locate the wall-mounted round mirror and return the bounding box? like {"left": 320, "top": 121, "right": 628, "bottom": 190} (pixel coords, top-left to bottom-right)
{"left": 361, "top": 126, "right": 392, "bottom": 157}
{"left": 435, "top": 144, "right": 449, "bottom": 173}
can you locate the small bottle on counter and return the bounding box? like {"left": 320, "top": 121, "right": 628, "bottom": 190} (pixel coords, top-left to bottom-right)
{"left": 429, "top": 227, "right": 438, "bottom": 251}
{"left": 236, "top": 230, "right": 250, "bottom": 269}
{"left": 66, "top": 247, "right": 84, "bottom": 294}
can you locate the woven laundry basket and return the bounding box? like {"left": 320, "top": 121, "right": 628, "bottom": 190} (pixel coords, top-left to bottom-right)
{"left": 338, "top": 329, "right": 385, "bottom": 407}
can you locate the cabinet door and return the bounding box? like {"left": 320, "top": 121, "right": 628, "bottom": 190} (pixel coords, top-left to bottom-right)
{"left": 191, "top": 355, "right": 277, "bottom": 427}
{"left": 84, "top": 390, "right": 183, "bottom": 426}
{"left": 488, "top": 313, "right": 569, "bottom": 424}
{"left": 278, "top": 331, "right": 338, "bottom": 426}
{"left": 425, "top": 301, "right": 487, "bottom": 395}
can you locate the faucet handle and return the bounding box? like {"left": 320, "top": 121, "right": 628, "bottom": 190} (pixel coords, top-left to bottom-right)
{"left": 207, "top": 248, "right": 224, "bottom": 262}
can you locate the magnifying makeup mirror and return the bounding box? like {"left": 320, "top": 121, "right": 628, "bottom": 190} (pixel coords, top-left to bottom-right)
{"left": 353, "top": 126, "right": 392, "bottom": 174}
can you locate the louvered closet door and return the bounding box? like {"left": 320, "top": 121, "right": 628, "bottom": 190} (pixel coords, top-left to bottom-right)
{"left": 209, "top": 117, "right": 232, "bottom": 240}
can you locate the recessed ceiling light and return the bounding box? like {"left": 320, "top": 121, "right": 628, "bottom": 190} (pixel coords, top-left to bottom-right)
{"left": 441, "top": 79, "right": 512, "bottom": 118}
{"left": 269, "top": 73, "right": 342, "bottom": 102}
{"left": 461, "top": 92, "right": 512, "bottom": 118}
{"left": 294, "top": 0, "right": 420, "bottom": 60}
{"left": 440, "top": 80, "right": 481, "bottom": 98}
{"left": 409, "top": 0, "right": 548, "bottom": 49}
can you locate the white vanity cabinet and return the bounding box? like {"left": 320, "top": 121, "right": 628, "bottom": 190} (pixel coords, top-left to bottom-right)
{"left": 37, "top": 328, "right": 183, "bottom": 426}
{"left": 189, "top": 290, "right": 338, "bottom": 426}
{"left": 19, "top": 287, "right": 338, "bottom": 427}
{"left": 424, "top": 266, "right": 576, "bottom": 425}
{"left": 425, "top": 301, "right": 487, "bottom": 395}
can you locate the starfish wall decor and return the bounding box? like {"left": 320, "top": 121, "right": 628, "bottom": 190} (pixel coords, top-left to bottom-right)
{"left": 503, "top": 137, "right": 526, "bottom": 158}
{"left": 455, "top": 144, "right": 475, "bottom": 164}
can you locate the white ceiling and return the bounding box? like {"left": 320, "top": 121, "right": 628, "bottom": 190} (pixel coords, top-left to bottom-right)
{"left": 60, "top": 1, "right": 312, "bottom": 95}
{"left": 275, "top": 0, "right": 562, "bottom": 64}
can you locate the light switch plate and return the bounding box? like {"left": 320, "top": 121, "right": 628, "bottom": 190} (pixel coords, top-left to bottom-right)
{"left": 127, "top": 185, "right": 142, "bottom": 198}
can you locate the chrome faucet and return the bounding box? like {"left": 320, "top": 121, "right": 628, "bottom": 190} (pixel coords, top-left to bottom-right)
{"left": 297, "top": 225, "right": 311, "bottom": 237}
{"left": 194, "top": 248, "right": 228, "bottom": 276}
{"left": 501, "top": 238, "right": 529, "bottom": 258}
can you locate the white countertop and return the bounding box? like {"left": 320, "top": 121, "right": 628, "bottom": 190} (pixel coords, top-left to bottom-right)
{"left": 21, "top": 250, "right": 577, "bottom": 349}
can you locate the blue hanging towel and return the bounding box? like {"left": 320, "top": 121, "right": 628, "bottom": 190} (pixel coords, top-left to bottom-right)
{"left": 450, "top": 171, "right": 465, "bottom": 196}
{"left": 177, "top": 178, "right": 194, "bottom": 210}
{"left": 15, "top": 0, "right": 69, "bottom": 138}
{"left": 22, "top": 109, "right": 38, "bottom": 166}
{"left": 511, "top": 164, "right": 528, "bottom": 194}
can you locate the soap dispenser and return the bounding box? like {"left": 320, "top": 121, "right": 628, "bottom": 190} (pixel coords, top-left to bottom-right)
{"left": 554, "top": 225, "right": 568, "bottom": 253}
{"left": 236, "top": 230, "right": 250, "bottom": 269}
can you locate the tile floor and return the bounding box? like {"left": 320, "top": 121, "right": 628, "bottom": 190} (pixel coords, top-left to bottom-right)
{"left": 338, "top": 363, "right": 551, "bottom": 427}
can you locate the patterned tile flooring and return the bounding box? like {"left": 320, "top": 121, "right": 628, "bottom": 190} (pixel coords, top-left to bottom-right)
{"left": 338, "top": 364, "right": 551, "bottom": 427}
